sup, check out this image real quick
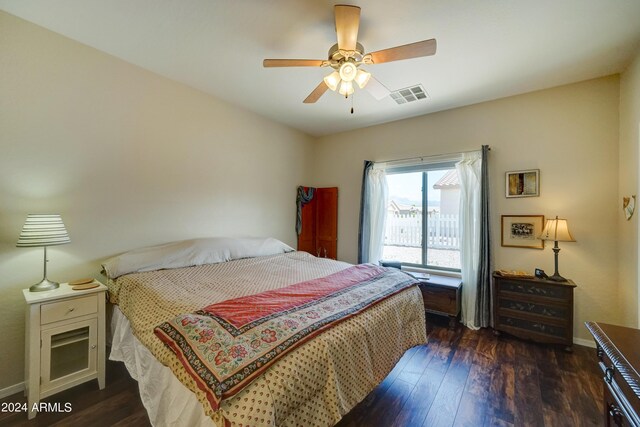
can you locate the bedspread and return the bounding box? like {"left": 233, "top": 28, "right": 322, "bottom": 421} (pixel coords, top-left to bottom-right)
{"left": 108, "top": 251, "right": 426, "bottom": 426}
{"left": 155, "top": 264, "right": 418, "bottom": 410}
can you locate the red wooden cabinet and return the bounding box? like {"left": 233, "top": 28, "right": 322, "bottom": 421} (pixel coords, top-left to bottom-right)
{"left": 297, "top": 187, "right": 338, "bottom": 259}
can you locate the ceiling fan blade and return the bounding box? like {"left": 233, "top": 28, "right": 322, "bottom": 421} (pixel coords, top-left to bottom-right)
{"left": 303, "top": 81, "right": 329, "bottom": 103}
{"left": 263, "top": 59, "right": 325, "bottom": 67}
{"left": 335, "top": 5, "right": 360, "bottom": 51}
{"left": 364, "top": 76, "right": 390, "bottom": 100}
{"left": 369, "top": 39, "right": 437, "bottom": 64}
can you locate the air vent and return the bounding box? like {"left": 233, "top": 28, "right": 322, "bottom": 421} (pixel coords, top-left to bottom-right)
{"left": 390, "top": 84, "right": 429, "bottom": 104}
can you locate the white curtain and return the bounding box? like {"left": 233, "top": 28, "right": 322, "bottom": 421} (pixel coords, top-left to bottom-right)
{"left": 366, "top": 167, "right": 388, "bottom": 264}
{"left": 456, "top": 151, "right": 482, "bottom": 329}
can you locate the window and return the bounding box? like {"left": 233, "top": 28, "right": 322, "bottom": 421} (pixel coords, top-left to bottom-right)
{"left": 382, "top": 162, "right": 461, "bottom": 271}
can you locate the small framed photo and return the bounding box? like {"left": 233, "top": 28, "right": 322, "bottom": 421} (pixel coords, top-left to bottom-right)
{"left": 506, "top": 169, "right": 539, "bottom": 198}
{"left": 501, "top": 215, "right": 545, "bottom": 249}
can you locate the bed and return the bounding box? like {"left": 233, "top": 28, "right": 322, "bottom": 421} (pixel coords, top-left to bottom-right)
{"left": 103, "top": 238, "right": 427, "bottom": 426}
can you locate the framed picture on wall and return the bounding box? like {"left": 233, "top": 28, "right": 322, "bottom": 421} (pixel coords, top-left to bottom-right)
{"left": 501, "top": 215, "right": 545, "bottom": 249}
{"left": 505, "top": 169, "right": 540, "bottom": 198}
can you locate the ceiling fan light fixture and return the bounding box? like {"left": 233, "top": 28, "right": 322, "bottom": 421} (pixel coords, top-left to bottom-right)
{"left": 339, "top": 80, "right": 354, "bottom": 96}
{"left": 323, "top": 71, "right": 341, "bottom": 91}
{"left": 354, "top": 69, "right": 371, "bottom": 89}
{"left": 262, "top": 5, "right": 436, "bottom": 105}
{"left": 338, "top": 61, "right": 357, "bottom": 82}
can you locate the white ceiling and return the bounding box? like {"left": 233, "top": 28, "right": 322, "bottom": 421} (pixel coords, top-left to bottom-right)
{"left": 2, "top": 0, "right": 640, "bottom": 137}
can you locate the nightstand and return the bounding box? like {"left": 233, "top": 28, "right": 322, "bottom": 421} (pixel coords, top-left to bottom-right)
{"left": 23, "top": 281, "right": 107, "bottom": 419}
{"left": 417, "top": 275, "right": 462, "bottom": 329}
{"left": 492, "top": 273, "right": 576, "bottom": 352}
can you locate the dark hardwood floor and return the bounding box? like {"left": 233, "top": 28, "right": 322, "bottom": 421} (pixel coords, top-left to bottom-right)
{"left": 0, "top": 361, "right": 149, "bottom": 427}
{"left": 337, "top": 316, "right": 603, "bottom": 427}
{"left": 1, "top": 315, "right": 602, "bottom": 426}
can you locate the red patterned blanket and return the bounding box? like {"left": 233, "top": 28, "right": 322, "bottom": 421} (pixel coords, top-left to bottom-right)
{"left": 154, "top": 264, "right": 418, "bottom": 410}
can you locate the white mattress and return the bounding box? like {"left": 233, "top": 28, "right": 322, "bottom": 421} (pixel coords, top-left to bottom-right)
{"left": 110, "top": 306, "right": 215, "bottom": 427}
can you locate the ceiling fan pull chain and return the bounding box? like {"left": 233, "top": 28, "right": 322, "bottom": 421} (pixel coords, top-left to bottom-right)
{"left": 351, "top": 93, "right": 354, "bottom": 114}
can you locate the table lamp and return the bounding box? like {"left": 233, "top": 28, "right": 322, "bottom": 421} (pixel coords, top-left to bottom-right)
{"left": 17, "top": 214, "right": 70, "bottom": 292}
{"left": 538, "top": 216, "right": 575, "bottom": 282}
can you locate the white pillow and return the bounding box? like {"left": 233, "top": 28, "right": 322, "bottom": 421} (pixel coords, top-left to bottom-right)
{"left": 101, "top": 237, "right": 294, "bottom": 279}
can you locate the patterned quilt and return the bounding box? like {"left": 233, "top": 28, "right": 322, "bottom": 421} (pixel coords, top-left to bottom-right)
{"left": 107, "top": 252, "right": 427, "bottom": 427}
{"left": 154, "top": 265, "right": 418, "bottom": 411}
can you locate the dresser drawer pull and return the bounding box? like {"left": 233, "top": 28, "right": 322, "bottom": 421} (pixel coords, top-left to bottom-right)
{"left": 608, "top": 403, "right": 624, "bottom": 426}
{"left": 604, "top": 366, "right": 614, "bottom": 383}
{"left": 67, "top": 307, "right": 75, "bottom": 313}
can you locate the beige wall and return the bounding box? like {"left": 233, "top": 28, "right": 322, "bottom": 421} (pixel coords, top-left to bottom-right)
{"left": 619, "top": 49, "right": 640, "bottom": 327}
{"left": 0, "top": 12, "right": 314, "bottom": 390}
{"left": 0, "top": 9, "right": 633, "bottom": 393}
{"left": 313, "top": 76, "right": 621, "bottom": 342}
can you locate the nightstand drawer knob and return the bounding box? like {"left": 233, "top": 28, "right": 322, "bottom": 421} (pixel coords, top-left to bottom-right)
{"left": 68, "top": 307, "right": 75, "bottom": 312}
{"left": 91, "top": 344, "right": 97, "bottom": 349}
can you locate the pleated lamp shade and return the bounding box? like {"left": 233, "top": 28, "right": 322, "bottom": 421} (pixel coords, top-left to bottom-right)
{"left": 16, "top": 214, "right": 70, "bottom": 247}
{"left": 539, "top": 217, "right": 575, "bottom": 243}
{"left": 17, "top": 214, "right": 70, "bottom": 292}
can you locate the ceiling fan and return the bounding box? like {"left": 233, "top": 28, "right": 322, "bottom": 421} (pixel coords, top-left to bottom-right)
{"left": 263, "top": 4, "right": 437, "bottom": 104}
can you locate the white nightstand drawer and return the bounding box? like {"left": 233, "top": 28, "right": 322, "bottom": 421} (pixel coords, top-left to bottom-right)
{"left": 41, "top": 295, "right": 97, "bottom": 324}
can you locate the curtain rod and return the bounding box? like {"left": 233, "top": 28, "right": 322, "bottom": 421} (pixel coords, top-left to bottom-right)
{"left": 375, "top": 146, "right": 491, "bottom": 165}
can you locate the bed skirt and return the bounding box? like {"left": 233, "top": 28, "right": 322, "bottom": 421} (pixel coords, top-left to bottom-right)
{"left": 111, "top": 307, "right": 219, "bottom": 426}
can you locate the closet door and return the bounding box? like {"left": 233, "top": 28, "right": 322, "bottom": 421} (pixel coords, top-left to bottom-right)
{"left": 296, "top": 187, "right": 338, "bottom": 259}
{"left": 315, "top": 187, "right": 338, "bottom": 259}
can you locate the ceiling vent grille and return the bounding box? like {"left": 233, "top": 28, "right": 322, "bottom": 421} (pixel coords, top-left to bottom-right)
{"left": 390, "top": 84, "right": 429, "bottom": 104}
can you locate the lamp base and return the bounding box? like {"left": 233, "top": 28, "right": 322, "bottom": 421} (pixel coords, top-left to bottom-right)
{"left": 547, "top": 273, "right": 568, "bottom": 282}
{"left": 29, "top": 278, "right": 60, "bottom": 292}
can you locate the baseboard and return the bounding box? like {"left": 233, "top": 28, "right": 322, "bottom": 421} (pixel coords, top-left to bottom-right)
{"left": 573, "top": 337, "right": 596, "bottom": 348}
{"left": 0, "top": 382, "right": 24, "bottom": 399}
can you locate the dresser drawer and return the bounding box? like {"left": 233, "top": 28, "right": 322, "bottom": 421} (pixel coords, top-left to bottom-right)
{"left": 598, "top": 346, "right": 640, "bottom": 425}
{"left": 497, "top": 297, "right": 568, "bottom": 320}
{"left": 498, "top": 315, "right": 566, "bottom": 339}
{"left": 41, "top": 295, "right": 98, "bottom": 324}
{"left": 420, "top": 284, "right": 459, "bottom": 315}
{"left": 587, "top": 323, "right": 640, "bottom": 427}
{"left": 497, "top": 278, "right": 570, "bottom": 299}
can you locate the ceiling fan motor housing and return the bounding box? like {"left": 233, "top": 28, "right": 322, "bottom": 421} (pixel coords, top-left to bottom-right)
{"left": 328, "top": 42, "right": 365, "bottom": 64}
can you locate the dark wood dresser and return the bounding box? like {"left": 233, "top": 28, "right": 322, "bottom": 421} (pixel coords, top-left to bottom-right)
{"left": 585, "top": 322, "right": 640, "bottom": 427}
{"left": 417, "top": 274, "right": 462, "bottom": 329}
{"left": 492, "top": 273, "right": 576, "bottom": 351}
